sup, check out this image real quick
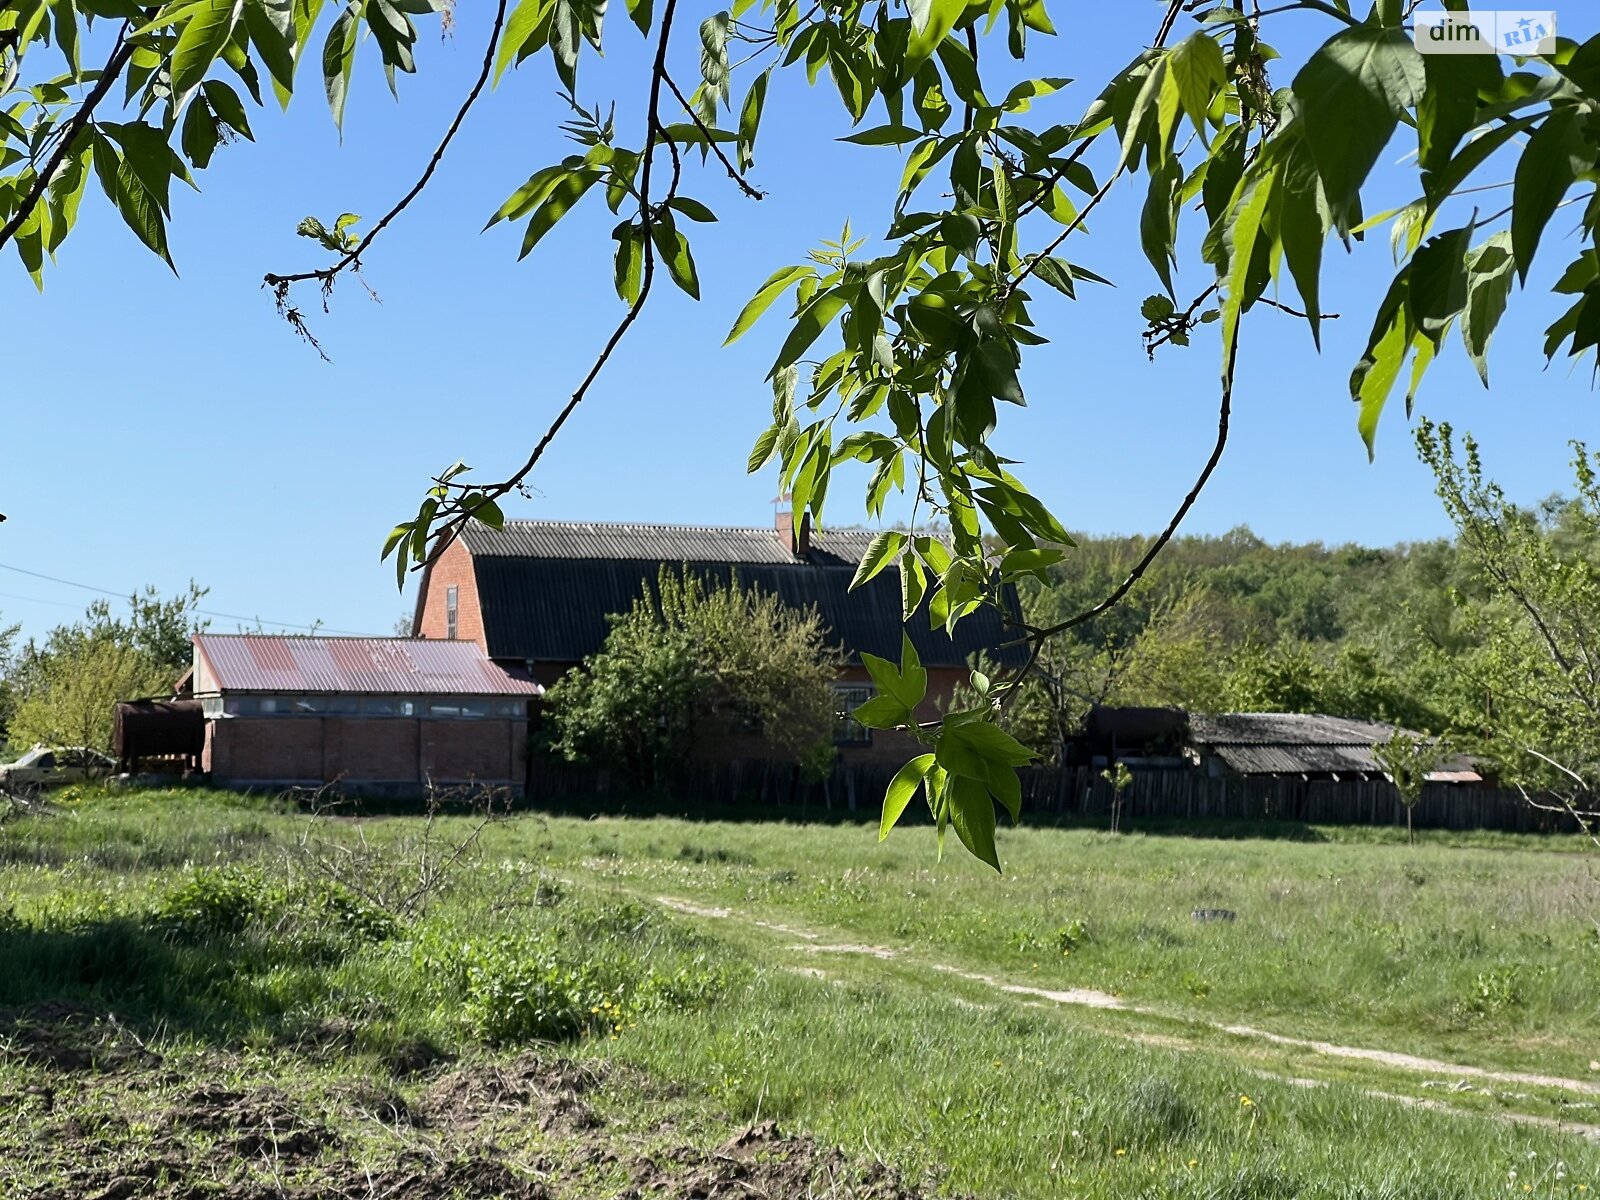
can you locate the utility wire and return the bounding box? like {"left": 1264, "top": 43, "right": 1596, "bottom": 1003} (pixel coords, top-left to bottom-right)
{"left": 0, "top": 562, "right": 383, "bottom": 637}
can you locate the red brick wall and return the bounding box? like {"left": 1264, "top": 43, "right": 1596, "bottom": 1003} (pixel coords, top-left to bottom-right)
{"left": 205, "top": 716, "right": 525, "bottom": 787}
{"left": 415, "top": 539, "right": 485, "bottom": 647}
{"left": 421, "top": 719, "right": 523, "bottom": 784}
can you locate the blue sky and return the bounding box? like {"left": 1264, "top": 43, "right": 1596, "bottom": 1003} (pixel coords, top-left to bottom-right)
{"left": 2, "top": 2, "right": 1595, "bottom": 641}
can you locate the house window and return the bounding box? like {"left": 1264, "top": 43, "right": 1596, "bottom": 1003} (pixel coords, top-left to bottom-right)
{"left": 446, "top": 586, "right": 459, "bottom": 640}
{"left": 362, "top": 697, "right": 419, "bottom": 716}
{"left": 429, "top": 698, "right": 492, "bottom": 718}
{"left": 833, "top": 684, "right": 875, "bottom": 746}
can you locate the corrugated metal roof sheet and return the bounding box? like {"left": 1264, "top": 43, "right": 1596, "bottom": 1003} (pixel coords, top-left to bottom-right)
{"left": 1189, "top": 712, "right": 1399, "bottom": 746}
{"left": 195, "top": 635, "right": 542, "bottom": 696}
{"left": 1213, "top": 743, "right": 1384, "bottom": 776}
{"left": 470, "top": 557, "right": 1024, "bottom": 668}
{"left": 460, "top": 520, "right": 883, "bottom": 565}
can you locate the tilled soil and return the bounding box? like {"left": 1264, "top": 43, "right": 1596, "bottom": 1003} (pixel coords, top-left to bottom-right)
{"left": 0, "top": 1004, "right": 938, "bottom": 1200}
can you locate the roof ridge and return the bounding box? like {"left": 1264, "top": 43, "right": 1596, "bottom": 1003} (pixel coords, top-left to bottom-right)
{"left": 488, "top": 518, "right": 888, "bottom": 534}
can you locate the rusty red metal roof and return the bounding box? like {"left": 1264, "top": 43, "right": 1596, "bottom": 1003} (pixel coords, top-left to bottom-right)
{"left": 194, "top": 635, "right": 541, "bottom": 696}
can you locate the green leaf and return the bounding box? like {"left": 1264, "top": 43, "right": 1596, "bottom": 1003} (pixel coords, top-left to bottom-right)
{"left": 839, "top": 123, "right": 925, "bottom": 146}
{"left": 181, "top": 98, "right": 221, "bottom": 168}
{"left": 170, "top": 0, "right": 243, "bottom": 108}
{"left": 1351, "top": 272, "right": 1413, "bottom": 457}
{"left": 770, "top": 286, "right": 849, "bottom": 375}
{"left": 495, "top": 0, "right": 552, "bottom": 82}
{"left": 1407, "top": 222, "right": 1473, "bottom": 345}
{"left": 625, "top": 0, "right": 649, "bottom": 36}
{"left": 518, "top": 170, "right": 598, "bottom": 258}
{"left": 737, "top": 69, "right": 768, "bottom": 171}
{"left": 880, "top": 753, "right": 935, "bottom": 840}
{"left": 486, "top": 162, "right": 574, "bottom": 229}
{"left": 936, "top": 718, "right": 1034, "bottom": 778}
{"left": 466, "top": 494, "right": 505, "bottom": 529}
{"left": 746, "top": 424, "right": 779, "bottom": 474}
{"left": 321, "top": 2, "right": 358, "bottom": 131}
{"left": 611, "top": 221, "right": 642, "bottom": 303}
{"left": 1461, "top": 232, "right": 1514, "bottom": 385}
{"left": 667, "top": 196, "right": 717, "bottom": 222}
{"left": 947, "top": 774, "right": 1000, "bottom": 871}
{"left": 1166, "top": 31, "right": 1224, "bottom": 140}
{"left": 851, "top": 530, "right": 905, "bottom": 590}
{"left": 860, "top": 640, "right": 927, "bottom": 713}
{"left": 908, "top": 0, "right": 961, "bottom": 65}
{"left": 699, "top": 10, "right": 730, "bottom": 113}
{"left": 1218, "top": 167, "right": 1273, "bottom": 368}
{"left": 1001, "top": 75, "right": 1069, "bottom": 113}
{"left": 242, "top": 0, "right": 296, "bottom": 97}
{"left": 650, "top": 216, "right": 700, "bottom": 299}
{"left": 852, "top": 694, "right": 912, "bottom": 729}
{"left": 1291, "top": 25, "right": 1423, "bottom": 230}
{"left": 725, "top": 264, "right": 813, "bottom": 345}
{"left": 201, "top": 79, "right": 253, "bottom": 138}
{"left": 1511, "top": 108, "right": 1581, "bottom": 285}
{"left": 1276, "top": 154, "right": 1328, "bottom": 347}
{"left": 90, "top": 131, "right": 173, "bottom": 268}
{"left": 549, "top": 0, "right": 581, "bottom": 91}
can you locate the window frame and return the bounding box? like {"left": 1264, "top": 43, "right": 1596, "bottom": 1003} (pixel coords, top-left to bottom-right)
{"left": 832, "top": 683, "right": 875, "bottom": 747}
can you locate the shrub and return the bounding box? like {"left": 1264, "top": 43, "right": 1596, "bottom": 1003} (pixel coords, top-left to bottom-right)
{"left": 460, "top": 940, "right": 615, "bottom": 1044}
{"left": 153, "top": 867, "right": 279, "bottom": 936}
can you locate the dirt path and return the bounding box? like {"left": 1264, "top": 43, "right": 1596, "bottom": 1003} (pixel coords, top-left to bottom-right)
{"left": 652, "top": 891, "right": 1600, "bottom": 1127}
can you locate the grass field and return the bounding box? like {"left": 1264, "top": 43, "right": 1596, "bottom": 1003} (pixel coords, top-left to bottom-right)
{"left": 1, "top": 788, "right": 1598, "bottom": 1198}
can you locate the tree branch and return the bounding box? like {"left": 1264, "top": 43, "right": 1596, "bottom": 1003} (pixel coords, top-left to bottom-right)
{"left": 660, "top": 72, "right": 765, "bottom": 201}
{"left": 262, "top": 0, "right": 510, "bottom": 297}
{"left": 0, "top": 23, "right": 135, "bottom": 255}
{"left": 421, "top": 0, "right": 685, "bottom": 557}
{"left": 1028, "top": 312, "right": 1241, "bottom": 642}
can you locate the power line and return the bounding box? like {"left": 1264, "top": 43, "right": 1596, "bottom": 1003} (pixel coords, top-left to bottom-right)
{"left": 0, "top": 562, "right": 383, "bottom": 637}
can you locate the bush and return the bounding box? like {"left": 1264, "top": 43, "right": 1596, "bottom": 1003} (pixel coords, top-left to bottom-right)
{"left": 541, "top": 569, "right": 840, "bottom": 787}
{"left": 460, "top": 940, "right": 616, "bottom": 1043}
{"left": 152, "top": 866, "right": 398, "bottom": 959}
{"left": 154, "top": 866, "right": 278, "bottom": 936}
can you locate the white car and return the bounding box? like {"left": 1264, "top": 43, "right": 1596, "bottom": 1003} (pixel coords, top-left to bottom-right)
{"left": 0, "top": 745, "right": 115, "bottom": 790}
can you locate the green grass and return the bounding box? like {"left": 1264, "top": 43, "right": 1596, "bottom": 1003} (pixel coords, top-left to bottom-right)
{"left": 0, "top": 788, "right": 1596, "bottom": 1198}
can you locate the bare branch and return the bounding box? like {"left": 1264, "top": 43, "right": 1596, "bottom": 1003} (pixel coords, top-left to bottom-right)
{"left": 262, "top": 0, "right": 511, "bottom": 298}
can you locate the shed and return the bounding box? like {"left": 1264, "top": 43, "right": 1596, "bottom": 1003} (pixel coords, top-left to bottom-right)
{"left": 1186, "top": 712, "right": 1481, "bottom": 783}
{"left": 192, "top": 634, "right": 542, "bottom": 796}
{"left": 114, "top": 699, "right": 205, "bottom": 774}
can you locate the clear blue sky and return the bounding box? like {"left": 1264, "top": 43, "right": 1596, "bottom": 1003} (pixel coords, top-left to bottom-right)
{"left": 2, "top": 3, "right": 1595, "bottom": 641}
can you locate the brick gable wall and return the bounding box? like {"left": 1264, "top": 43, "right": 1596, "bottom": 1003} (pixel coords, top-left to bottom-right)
{"left": 415, "top": 537, "right": 485, "bottom": 648}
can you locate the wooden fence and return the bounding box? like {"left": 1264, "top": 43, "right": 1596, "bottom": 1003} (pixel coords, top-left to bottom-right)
{"left": 524, "top": 760, "right": 1584, "bottom": 834}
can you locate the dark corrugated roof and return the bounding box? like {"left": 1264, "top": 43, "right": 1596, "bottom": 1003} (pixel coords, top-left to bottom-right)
{"left": 1189, "top": 713, "right": 1398, "bottom": 747}
{"left": 1213, "top": 743, "right": 1384, "bottom": 776}
{"left": 460, "top": 520, "right": 882, "bottom": 566}
{"left": 195, "top": 635, "right": 542, "bottom": 696}
{"left": 468, "top": 547, "right": 1023, "bottom": 669}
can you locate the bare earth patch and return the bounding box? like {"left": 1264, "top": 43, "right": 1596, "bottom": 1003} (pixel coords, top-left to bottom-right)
{"left": 0, "top": 1011, "right": 942, "bottom": 1200}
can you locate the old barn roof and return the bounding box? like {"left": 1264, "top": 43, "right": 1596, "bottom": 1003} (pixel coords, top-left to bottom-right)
{"left": 194, "top": 635, "right": 542, "bottom": 696}
{"left": 460, "top": 521, "right": 883, "bottom": 565}
{"left": 1187, "top": 712, "right": 1478, "bottom": 781}
{"left": 456, "top": 519, "right": 1024, "bottom": 669}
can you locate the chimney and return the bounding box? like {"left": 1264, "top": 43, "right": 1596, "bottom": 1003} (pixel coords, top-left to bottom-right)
{"left": 774, "top": 495, "right": 810, "bottom": 558}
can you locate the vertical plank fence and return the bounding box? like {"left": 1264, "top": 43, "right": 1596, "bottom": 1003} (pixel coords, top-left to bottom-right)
{"left": 523, "top": 760, "right": 1583, "bottom": 834}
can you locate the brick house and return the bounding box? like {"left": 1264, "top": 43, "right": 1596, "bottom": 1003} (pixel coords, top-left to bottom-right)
{"left": 412, "top": 513, "right": 1024, "bottom": 764}
{"left": 192, "top": 634, "right": 541, "bottom": 794}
